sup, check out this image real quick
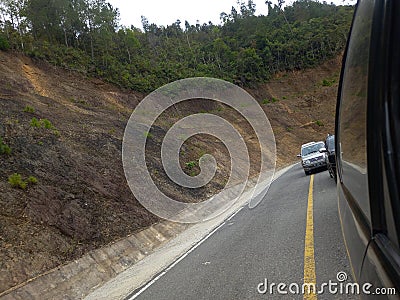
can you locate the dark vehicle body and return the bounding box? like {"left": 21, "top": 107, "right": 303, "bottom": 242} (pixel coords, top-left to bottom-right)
{"left": 325, "top": 135, "right": 336, "bottom": 180}
{"left": 336, "top": 0, "right": 400, "bottom": 298}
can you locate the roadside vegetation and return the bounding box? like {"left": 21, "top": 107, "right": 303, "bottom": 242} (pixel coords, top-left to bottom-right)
{"left": 0, "top": 0, "right": 353, "bottom": 92}
{"left": 8, "top": 173, "right": 38, "bottom": 189}
{"left": 23, "top": 105, "right": 35, "bottom": 113}
{"left": 0, "top": 137, "right": 11, "bottom": 155}
{"left": 30, "top": 117, "right": 60, "bottom": 135}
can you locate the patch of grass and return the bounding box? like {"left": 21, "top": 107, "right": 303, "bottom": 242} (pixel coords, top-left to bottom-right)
{"left": 0, "top": 137, "right": 11, "bottom": 155}
{"left": 27, "top": 176, "right": 38, "bottom": 185}
{"left": 262, "top": 97, "right": 279, "bottom": 105}
{"left": 23, "top": 105, "right": 35, "bottom": 113}
{"left": 143, "top": 131, "right": 153, "bottom": 139}
{"left": 262, "top": 99, "right": 270, "bottom": 105}
{"left": 30, "top": 118, "right": 59, "bottom": 135}
{"left": 282, "top": 96, "right": 287, "bottom": 100}
{"left": 286, "top": 126, "right": 293, "bottom": 132}
{"left": 30, "top": 117, "right": 41, "bottom": 128}
{"left": 322, "top": 79, "right": 335, "bottom": 87}
{"left": 8, "top": 173, "right": 38, "bottom": 189}
{"left": 315, "top": 120, "right": 324, "bottom": 126}
{"left": 41, "top": 119, "right": 54, "bottom": 129}
{"left": 8, "top": 173, "right": 27, "bottom": 190}
{"left": 185, "top": 161, "right": 197, "bottom": 169}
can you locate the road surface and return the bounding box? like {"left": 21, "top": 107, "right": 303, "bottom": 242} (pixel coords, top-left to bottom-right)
{"left": 126, "top": 164, "right": 356, "bottom": 299}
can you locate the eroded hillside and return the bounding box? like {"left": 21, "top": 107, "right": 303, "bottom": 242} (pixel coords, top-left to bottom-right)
{"left": 0, "top": 51, "right": 340, "bottom": 292}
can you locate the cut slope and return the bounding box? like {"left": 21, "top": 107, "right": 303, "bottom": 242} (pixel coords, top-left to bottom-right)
{"left": 0, "top": 51, "right": 341, "bottom": 292}
{"left": 249, "top": 56, "right": 341, "bottom": 167}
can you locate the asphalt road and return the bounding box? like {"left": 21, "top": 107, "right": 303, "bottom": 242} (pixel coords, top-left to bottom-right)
{"left": 127, "top": 164, "right": 356, "bottom": 300}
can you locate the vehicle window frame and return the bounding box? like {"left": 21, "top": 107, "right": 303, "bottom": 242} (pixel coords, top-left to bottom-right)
{"left": 382, "top": 0, "right": 400, "bottom": 247}
{"left": 366, "top": 0, "right": 387, "bottom": 235}
{"left": 366, "top": 0, "right": 400, "bottom": 288}
{"left": 364, "top": 0, "right": 400, "bottom": 285}
{"left": 365, "top": 0, "right": 400, "bottom": 247}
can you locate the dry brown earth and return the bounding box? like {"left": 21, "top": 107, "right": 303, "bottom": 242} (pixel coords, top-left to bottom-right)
{"left": 0, "top": 51, "right": 341, "bottom": 292}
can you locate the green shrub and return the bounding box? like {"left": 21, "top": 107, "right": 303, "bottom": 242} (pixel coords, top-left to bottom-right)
{"left": 8, "top": 174, "right": 38, "bottom": 189}
{"left": 185, "top": 161, "right": 197, "bottom": 169}
{"left": 41, "top": 119, "right": 54, "bottom": 129}
{"left": 315, "top": 120, "right": 324, "bottom": 126}
{"left": 271, "top": 97, "right": 279, "bottom": 103}
{"left": 262, "top": 99, "right": 270, "bottom": 105}
{"left": 23, "top": 106, "right": 35, "bottom": 113}
{"left": 322, "top": 79, "right": 335, "bottom": 87}
{"left": 8, "top": 173, "right": 27, "bottom": 189}
{"left": 0, "top": 138, "right": 11, "bottom": 155}
{"left": 262, "top": 98, "right": 279, "bottom": 105}
{"left": 27, "top": 176, "right": 38, "bottom": 184}
{"left": 30, "top": 117, "right": 59, "bottom": 135}
{"left": 0, "top": 35, "right": 10, "bottom": 51}
{"left": 30, "top": 117, "right": 41, "bottom": 128}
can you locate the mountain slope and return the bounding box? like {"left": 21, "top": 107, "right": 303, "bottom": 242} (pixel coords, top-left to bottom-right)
{"left": 0, "top": 50, "right": 341, "bottom": 292}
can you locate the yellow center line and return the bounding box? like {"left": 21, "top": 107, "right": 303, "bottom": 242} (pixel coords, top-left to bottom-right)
{"left": 304, "top": 174, "right": 317, "bottom": 300}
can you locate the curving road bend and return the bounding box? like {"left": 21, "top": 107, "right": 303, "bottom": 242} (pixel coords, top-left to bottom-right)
{"left": 124, "top": 164, "right": 356, "bottom": 300}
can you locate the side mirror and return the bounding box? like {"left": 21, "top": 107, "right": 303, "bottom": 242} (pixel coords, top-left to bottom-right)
{"left": 297, "top": 154, "right": 301, "bottom": 158}
{"left": 319, "top": 147, "right": 327, "bottom": 153}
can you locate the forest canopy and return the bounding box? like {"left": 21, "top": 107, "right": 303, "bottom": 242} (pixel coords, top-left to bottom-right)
{"left": 0, "top": 0, "right": 354, "bottom": 92}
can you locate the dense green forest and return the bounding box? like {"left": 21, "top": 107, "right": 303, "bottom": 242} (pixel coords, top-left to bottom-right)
{"left": 0, "top": 0, "right": 354, "bottom": 92}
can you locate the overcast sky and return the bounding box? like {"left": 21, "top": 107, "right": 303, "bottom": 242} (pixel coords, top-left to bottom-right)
{"left": 107, "top": 0, "right": 357, "bottom": 30}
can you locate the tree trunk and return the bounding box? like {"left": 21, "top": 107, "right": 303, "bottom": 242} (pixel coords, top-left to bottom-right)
{"left": 64, "top": 28, "right": 68, "bottom": 47}
{"left": 127, "top": 48, "right": 131, "bottom": 64}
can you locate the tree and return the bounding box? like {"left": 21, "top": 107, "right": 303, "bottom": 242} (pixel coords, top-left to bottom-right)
{"left": 0, "top": 0, "right": 354, "bottom": 92}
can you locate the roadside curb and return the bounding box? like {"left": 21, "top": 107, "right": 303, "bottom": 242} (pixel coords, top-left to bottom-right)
{"left": 0, "top": 222, "right": 189, "bottom": 300}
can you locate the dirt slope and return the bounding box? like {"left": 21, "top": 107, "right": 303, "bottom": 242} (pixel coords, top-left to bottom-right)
{"left": 250, "top": 56, "right": 341, "bottom": 166}
{"left": 0, "top": 50, "right": 341, "bottom": 292}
